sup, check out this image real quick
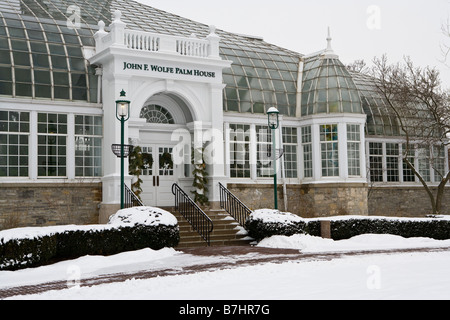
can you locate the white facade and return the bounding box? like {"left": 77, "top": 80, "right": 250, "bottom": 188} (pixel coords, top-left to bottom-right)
{"left": 89, "top": 11, "right": 231, "bottom": 208}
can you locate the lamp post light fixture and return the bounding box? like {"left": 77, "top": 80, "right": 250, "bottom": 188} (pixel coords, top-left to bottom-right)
{"left": 115, "top": 89, "right": 131, "bottom": 210}
{"left": 267, "top": 107, "right": 280, "bottom": 210}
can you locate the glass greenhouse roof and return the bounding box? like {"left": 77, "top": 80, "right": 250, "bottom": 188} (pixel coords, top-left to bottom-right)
{"left": 351, "top": 72, "right": 401, "bottom": 137}
{"left": 301, "top": 53, "right": 363, "bottom": 116}
{"left": 352, "top": 71, "right": 442, "bottom": 139}
{"left": 0, "top": 0, "right": 301, "bottom": 116}
{"left": 0, "top": 0, "right": 424, "bottom": 138}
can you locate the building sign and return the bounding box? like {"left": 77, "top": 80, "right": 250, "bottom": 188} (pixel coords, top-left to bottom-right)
{"left": 122, "top": 62, "right": 216, "bottom": 78}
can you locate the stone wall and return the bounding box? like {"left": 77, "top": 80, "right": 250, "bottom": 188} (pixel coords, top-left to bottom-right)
{"left": 368, "top": 186, "right": 450, "bottom": 217}
{"left": 0, "top": 182, "right": 102, "bottom": 231}
{"left": 227, "top": 183, "right": 369, "bottom": 218}
{"left": 226, "top": 183, "right": 450, "bottom": 218}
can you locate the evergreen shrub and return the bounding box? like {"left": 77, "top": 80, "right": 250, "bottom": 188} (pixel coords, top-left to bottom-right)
{"left": 244, "top": 209, "right": 450, "bottom": 242}
{"left": 0, "top": 222, "right": 179, "bottom": 271}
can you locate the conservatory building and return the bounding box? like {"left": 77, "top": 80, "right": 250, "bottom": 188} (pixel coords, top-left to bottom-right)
{"left": 0, "top": 0, "right": 448, "bottom": 229}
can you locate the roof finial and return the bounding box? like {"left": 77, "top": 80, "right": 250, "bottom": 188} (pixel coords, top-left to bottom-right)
{"left": 326, "top": 26, "right": 333, "bottom": 51}
{"left": 323, "top": 26, "right": 338, "bottom": 58}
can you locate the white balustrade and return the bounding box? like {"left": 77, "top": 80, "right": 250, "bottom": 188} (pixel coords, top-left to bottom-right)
{"left": 124, "top": 30, "right": 159, "bottom": 52}
{"left": 94, "top": 10, "right": 220, "bottom": 59}
{"left": 176, "top": 37, "right": 209, "bottom": 58}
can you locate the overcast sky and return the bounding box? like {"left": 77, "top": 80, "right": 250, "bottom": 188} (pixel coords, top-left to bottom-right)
{"left": 136, "top": 0, "right": 450, "bottom": 86}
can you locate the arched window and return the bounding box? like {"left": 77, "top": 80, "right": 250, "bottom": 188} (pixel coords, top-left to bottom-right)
{"left": 140, "top": 105, "right": 175, "bottom": 124}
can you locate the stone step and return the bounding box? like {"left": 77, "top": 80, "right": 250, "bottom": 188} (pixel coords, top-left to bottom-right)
{"left": 166, "top": 207, "right": 253, "bottom": 248}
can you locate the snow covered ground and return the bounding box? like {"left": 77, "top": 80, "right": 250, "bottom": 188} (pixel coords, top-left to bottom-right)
{"left": 2, "top": 234, "right": 450, "bottom": 300}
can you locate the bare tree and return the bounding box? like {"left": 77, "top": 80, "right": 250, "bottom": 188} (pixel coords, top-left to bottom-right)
{"left": 347, "top": 59, "right": 369, "bottom": 73}
{"left": 367, "top": 55, "right": 450, "bottom": 214}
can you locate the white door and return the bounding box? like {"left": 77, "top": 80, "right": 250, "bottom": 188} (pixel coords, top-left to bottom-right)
{"left": 140, "top": 145, "right": 176, "bottom": 207}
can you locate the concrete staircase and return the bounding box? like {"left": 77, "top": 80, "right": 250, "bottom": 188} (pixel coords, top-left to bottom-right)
{"left": 171, "top": 208, "right": 253, "bottom": 248}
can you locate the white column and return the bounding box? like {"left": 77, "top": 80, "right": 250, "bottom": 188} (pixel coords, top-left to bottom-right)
{"left": 224, "top": 122, "right": 231, "bottom": 179}
{"left": 66, "top": 113, "right": 75, "bottom": 180}
{"left": 101, "top": 76, "right": 132, "bottom": 204}
{"left": 360, "top": 124, "right": 367, "bottom": 180}
{"left": 312, "top": 124, "right": 321, "bottom": 180}
{"left": 382, "top": 142, "right": 387, "bottom": 182}
{"left": 338, "top": 122, "right": 348, "bottom": 180}
{"left": 250, "top": 123, "right": 257, "bottom": 180}
{"left": 29, "top": 111, "right": 38, "bottom": 181}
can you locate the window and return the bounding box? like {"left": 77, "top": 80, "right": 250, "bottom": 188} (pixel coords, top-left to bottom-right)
{"left": 282, "top": 127, "right": 298, "bottom": 178}
{"left": 402, "top": 144, "right": 415, "bottom": 182}
{"left": 369, "top": 142, "right": 383, "bottom": 182}
{"left": 37, "top": 113, "right": 67, "bottom": 177}
{"left": 418, "top": 146, "right": 431, "bottom": 182}
{"left": 229, "top": 124, "right": 250, "bottom": 178}
{"left": 0, "top": 111, "right": 29, "bottom": 177}
{"left": 256, "top": 125, "right": 272, "bottom": 178}
{"left": 75, "top": 115, "right": 102, "bottom": 177}
{"left": 386, "top": 143, "right": 399, "bottom": 182}
{"left": 347, "top": 124, "right": 361, "bottom": 176}
{"left": 140, "top": 146, "right": 153, "bottom": 176}
{"left": 140, "top": 105, "right": 174, "bottom": 124}
{"left": 301, "top": 126, "right": 313, "bottom": 178}
{"left": 320, "top": 124, "right": 339, "bottom": 177}
{"left": 432, "top": 146, "right": 446, "bottom": 182}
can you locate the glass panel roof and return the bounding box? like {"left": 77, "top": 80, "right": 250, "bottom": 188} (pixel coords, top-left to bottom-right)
{"left": 0, "top": 0, "right": 101, "bottom": 102}
{"left": 352, "top": 71, "right": 441, "bottom": 139}
{"left": 301, "top": 54, "right": 363, "bottom": 116}
{"left": 0, "top": 0, "right": 427, "bottom": 139}
{"left": 0, "top": 0, "right": 301, "bottom": 114}
{"left": 350, "top": 72, "right": 401, "bottom": 137}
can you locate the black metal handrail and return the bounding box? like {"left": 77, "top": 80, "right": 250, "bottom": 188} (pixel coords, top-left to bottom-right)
{"left": 219, "top": 182, "right": 252, "bottom": 227}
{"left": 124, "top": 184, "right": 145, "bottom": 208}
{"left": 172, "top": 183, "right": 214, "bottom": 246}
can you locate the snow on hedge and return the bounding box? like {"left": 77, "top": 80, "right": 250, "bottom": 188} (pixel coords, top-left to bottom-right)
{"left": 108, "top": 207, "right": 178, "bottom": 227}
{"left": 0, "top": 206, "right": 178, "bottom": 243}
{"left": 248, "top": 209, "right": 304, "bottom": 224}
{"left": 248, "top": 208, "right": 450, "bottom": 223}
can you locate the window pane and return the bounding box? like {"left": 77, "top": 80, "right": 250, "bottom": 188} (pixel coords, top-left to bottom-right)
{"left": 0, "top": 111, "right": 29, "bottom": 177}
{"left": 386, "top": 143, "right": 399, "bottom": 182}
{"left": 320, "top": 125, "right": 339, "bottom": 177}
{"left": 229, "top": 124, "right": 250, "bottom": 178}
{"left": 283, "top": 127, "right": 298, "bottom": 178}
{"left": 74, "top": 115, "right": 103, "bottom": 177}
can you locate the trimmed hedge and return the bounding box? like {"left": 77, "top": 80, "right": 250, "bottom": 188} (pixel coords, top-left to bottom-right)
{"left": 245, "top": 218, "right": 307, "bottom": 242}
{"left": 0, "top": 224, "right": 179, "bottom": 271}
{"left": 245, "top": 213, "right": 450, "bottom": 242}
{"left": 326, "top": 218, "right": 450, "bottom": 241}
{"left": 0, "top": 235, "right": 57, "bottom": 271}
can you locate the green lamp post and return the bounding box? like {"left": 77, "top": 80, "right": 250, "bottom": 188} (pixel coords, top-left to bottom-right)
{"left": 267, "top": 107, "right": 280, "bottom": 210}
{"left": 115, "top": 90, "right": 131, "bottom": 209}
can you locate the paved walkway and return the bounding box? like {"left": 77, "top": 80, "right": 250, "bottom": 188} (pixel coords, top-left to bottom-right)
{"left": 1, "top": 245, "right": 450, "bottom": 299}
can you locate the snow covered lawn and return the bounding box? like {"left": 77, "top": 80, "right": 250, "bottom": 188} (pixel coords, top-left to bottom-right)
{"left": 2, "top": 234, "right": 450, "bottom": 300}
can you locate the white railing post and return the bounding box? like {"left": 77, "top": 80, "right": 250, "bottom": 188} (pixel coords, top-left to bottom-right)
{"left": 207, "top": 25, "right": 220, "bottom": 59}
{"left": 110, "top": 10, "right": 126, "bottom": 48}
{"left": 94, "top": 20, "right": 108, "bottom": 52}
{"left": 159, "top": 35, "right": 177, "bottom": 54}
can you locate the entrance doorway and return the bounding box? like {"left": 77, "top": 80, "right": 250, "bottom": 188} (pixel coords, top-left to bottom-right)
{"left": 140, "top": 145, "right": 176, "bottom": 207}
